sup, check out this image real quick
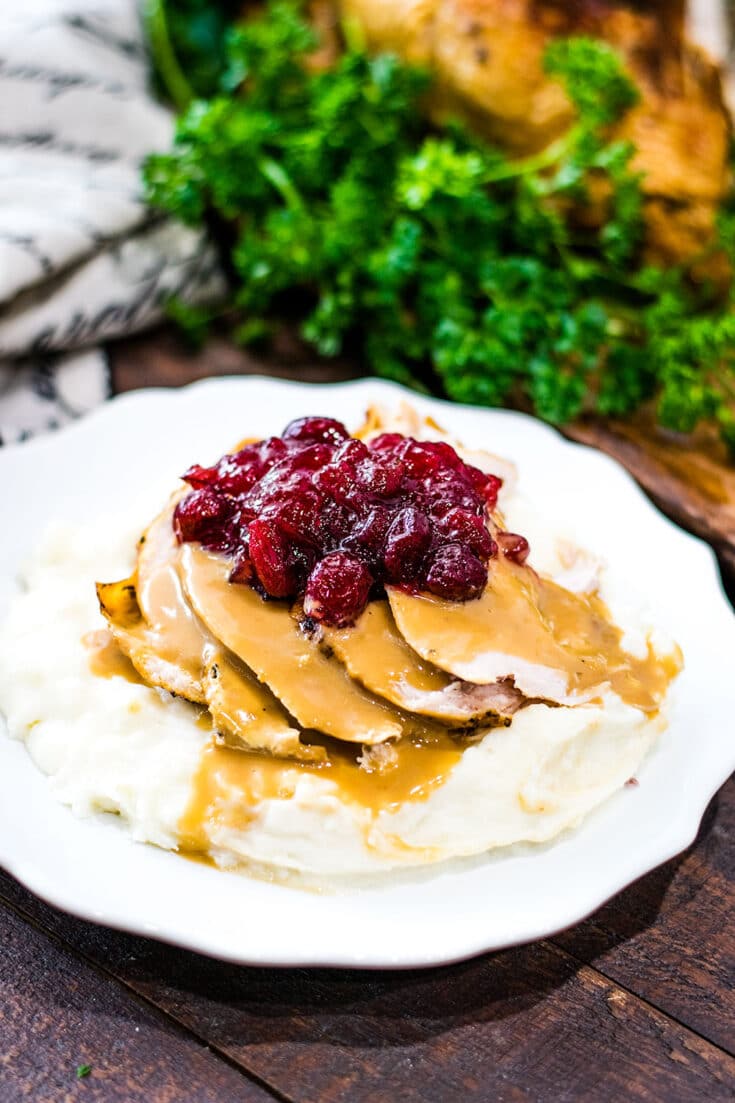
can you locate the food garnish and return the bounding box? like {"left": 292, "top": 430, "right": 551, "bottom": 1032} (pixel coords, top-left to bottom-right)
{"left": 144, "top": 1, "right": 735, "bottom": 451}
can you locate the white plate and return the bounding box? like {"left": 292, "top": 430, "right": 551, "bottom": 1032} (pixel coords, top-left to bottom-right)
{"left": 1, "top": 376, "right": 734, "bottom": 969}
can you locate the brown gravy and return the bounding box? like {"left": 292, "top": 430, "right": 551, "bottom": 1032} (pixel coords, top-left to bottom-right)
{"left": 180, "top": 544, "right": 418, "bottom": 746}
{"left": 321, "top": 600, "right": 454, "bottom": 701}
{"left": 83, "top": 629, "right": 144, "bottom": 684}
{"left": 389, "top": 558, "right": 682, "bottom": 712}
{"left": 136, "top": 510, "right": 211, "bottom": 686}
{"left": 178, "top": 728, "right": 466, "bottom": 856}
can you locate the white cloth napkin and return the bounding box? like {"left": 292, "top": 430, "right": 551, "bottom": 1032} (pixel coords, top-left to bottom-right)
{"left": 0, "top": 0, "right": 225, "bottom": 443}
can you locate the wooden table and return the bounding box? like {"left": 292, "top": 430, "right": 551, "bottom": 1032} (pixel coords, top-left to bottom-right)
{"left": 2, "top": 330, "right": 734, "bottom": 1101}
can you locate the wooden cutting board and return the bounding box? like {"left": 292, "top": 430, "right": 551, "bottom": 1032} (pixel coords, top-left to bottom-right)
{"left": 561, "top": 415, "right": 735, "bottom": 586}
{"left": 110, "top": 326, "right": 735, "bottom": 591}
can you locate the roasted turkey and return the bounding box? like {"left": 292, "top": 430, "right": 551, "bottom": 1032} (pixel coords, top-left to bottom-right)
{"left": 321, "top": 0, "right": 732, "bottom": 276}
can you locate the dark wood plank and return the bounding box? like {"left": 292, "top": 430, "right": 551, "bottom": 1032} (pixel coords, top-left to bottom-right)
{"left": 1, "top": 865, "right": 733, "bottom": 1103}
{"left": 553, "top": 775, "right": 735, "bottom": 1055}
{"left": 109, "top": 328, "right": 361, "bottom": 394}
{"left": 0, "top": 896, "right": 276, "bottom": 1103}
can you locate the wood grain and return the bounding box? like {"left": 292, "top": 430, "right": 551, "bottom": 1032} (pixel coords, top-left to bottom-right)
{"left": 110, "top": 328, "right": 361, "bottom": 394}
{"left": 1, "top": 857, "right": 734, "bottom": 1102}
{"left": 554, "top": 777, "right": 735, "bottom": 1056}
{"left": 0, "top": 894, "right": 275, "bottom": 1103}
{"left": 561, "top": 415, "right": 735, "bottom": 580}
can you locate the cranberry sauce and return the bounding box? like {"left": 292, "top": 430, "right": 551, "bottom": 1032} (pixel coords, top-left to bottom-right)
{"left": 173, "top": 416, "right": 528, "bottom": 626}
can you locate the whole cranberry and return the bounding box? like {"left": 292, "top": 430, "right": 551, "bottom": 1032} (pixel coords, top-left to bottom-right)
{"left": 437, "top": 507, "right": 496, "bottom": 561}
{"left": 424, "top": 544, "right": 487, "bottom": 601}
{"left": 342, "top": 506, "right": 392, "bottom": 567}
{"left": 356, "top": 454, "right": 404, "bottom": 497}
{"left": 181, "top": 462, "right": 218, "bottom": 490}
{"left": 317, "top": 462, "right": 359, "bottom": 507}
{"left": 398, "top": 440, "right": 445, "bottom": 478}
{"left": 425, "top": 469, "right": 478, "bottom": 515}
{"left": 496, "top": 531, "right": 530, "bottom": 564}
{"left": 333, "top": 438, "right": 369, "bottom": 465}
{"left": 272, "top": 487, "right": 324, "bottom": 545}
{"left": 368, "top": 432, "right": 404, "bottom": 452}
{"left": 173, "top": 489, "right": 237, "bottom": 546}
{"left": 231, "top": 442, "right": 262, "bottom": 464}
{"left": 303, "top": 552, "right": 373, "bottom": 626}
{"left": 248, "top": 518, "right": 298, "bottom": 598}
{"left": 286, "top": 443, "right": 333, "bottom": 471}
{"left": 282, "top": 416, "right": 350, "bottom": 446}
{"left": 212, "top": 455, "right": 262, "bottom": 495}
{"left": 257, "top": 437, "right": 289, "bottom": 469}
{"left": 384, "top": 506, "right": 432, "bottom": 581}
{"left": 424, "top": 440, "right": 465, "bottom": 471}
{"left": 240, "top": 463, "right": 307, "bottom": 515}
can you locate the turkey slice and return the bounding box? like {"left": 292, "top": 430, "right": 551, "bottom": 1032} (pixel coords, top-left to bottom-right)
{"left": 201, "top": 643, "right": 323, "bottom": 762}
{"left": 314, "top": 598, "right": 524, "bottom": 726}
{"left": 97, "top": 508, "right": 320, "bottom": 761}
{"left": 387, "top": 557, "right": 607, "bottom": 704}
{"left": 388, "top": 553, "right": 677, "bottom": 712}
{"left": 180, "top": 542, "right": 425, "bottom": 745}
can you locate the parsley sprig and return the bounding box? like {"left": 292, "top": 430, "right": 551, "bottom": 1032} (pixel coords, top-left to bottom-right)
{"left": 144, "top": 0, "right": 735, "bottom": 450}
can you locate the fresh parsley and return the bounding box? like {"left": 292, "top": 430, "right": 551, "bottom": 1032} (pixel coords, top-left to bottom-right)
{"left": 76, "top": 1064, "right": 92, "bottom": 1080}
{"left": 143, "top": 0, "right": 735, "bottom": 450}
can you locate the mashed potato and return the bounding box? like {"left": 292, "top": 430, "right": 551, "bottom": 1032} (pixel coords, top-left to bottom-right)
{"left": 0, "top": 484, "right": 672, "bottom": 881}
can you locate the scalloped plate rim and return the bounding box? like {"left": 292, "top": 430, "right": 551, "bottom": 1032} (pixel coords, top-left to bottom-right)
{"left": 0, "top": 375, "right": 733, "bottom": 969}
